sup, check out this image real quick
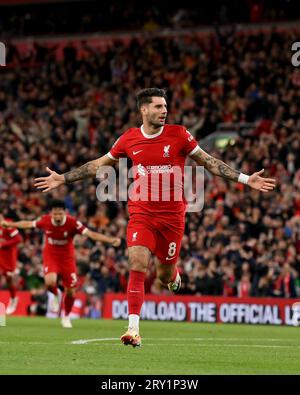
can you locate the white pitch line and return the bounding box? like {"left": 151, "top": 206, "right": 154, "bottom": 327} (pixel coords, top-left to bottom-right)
{"left": 71, "top": 338, "right": 119, "bottom": 344}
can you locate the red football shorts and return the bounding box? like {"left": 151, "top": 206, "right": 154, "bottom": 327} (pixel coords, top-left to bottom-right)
{"left": 0, "top": 253, "right": 17, "bottom": 275}
{"left": 127, "top": 213, "right": 185, "bottom": 264}
{"left": 0, "top": 261, "right": 16, "bottom": 276}
{"left": 43, "top": 249, "right": 78, "bottom": 288}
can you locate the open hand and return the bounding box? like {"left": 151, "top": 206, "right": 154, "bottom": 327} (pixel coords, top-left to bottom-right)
{"left": 34, "top": 167, "right": 65, "bottom": 193}
{"left": 248, "top": 169, "right": 276, "bottom": 192}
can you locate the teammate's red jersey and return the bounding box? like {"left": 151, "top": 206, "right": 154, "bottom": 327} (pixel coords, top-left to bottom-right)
{"left": 33, "top": 214, "right": 88, "bottom": 259}
{"left": 0, "top": 220, "right": 22, "bottom": 273}
{"left": 108, "top": 124, "right": 199, "bottom": 215}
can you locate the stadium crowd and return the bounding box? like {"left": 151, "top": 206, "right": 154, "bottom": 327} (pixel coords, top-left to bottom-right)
{"left": 1, "top": 25, "right": 300, "bottom": 315}
{"left": 0, "top": 0, "right": 298, "bottom": 38}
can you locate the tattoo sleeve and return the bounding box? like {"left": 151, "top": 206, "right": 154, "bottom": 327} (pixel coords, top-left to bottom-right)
{"left": 64, "top": 160, "right": 98, "bottom": 184}
{"left": 63, "top": 155, "right": 116, "bottom": 184}
{"left": 191, "top": 148, "right": 240, "bottom": 182}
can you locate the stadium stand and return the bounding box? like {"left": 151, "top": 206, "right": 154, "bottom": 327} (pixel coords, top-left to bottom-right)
{"left": 1, "top": 9, "right": 300, "bottom": 315}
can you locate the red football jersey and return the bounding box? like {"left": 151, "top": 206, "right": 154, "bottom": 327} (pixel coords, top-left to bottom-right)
{"left": 108, "top": 124, "right": 199, "bottom": 215}
{"left": 33, "top": 214, "right": 88, "bottom": 257}
{"left": 0, "top": 220, "right": 21, "bottom": 270}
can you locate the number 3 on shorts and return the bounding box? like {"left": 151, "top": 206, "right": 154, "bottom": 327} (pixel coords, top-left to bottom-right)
{"left": 168, "top": 242, "right": 177, "bottom": 257}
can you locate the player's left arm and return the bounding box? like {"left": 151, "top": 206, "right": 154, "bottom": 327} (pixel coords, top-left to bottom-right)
{"left": 84, "top": 229, "right": 121, "bottom": 247}
{"left": 1, "top": 220, "right": 35, "bottom": 229}
{"left": 190, "top": 147, "right": 276, "bottom": 192}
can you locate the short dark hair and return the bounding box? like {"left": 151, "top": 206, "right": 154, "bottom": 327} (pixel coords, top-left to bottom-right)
{"left": 136, "top": 88, "right": 167, "bottom": 109}
{"left": 49, "top": 199, "right": 66, "bottom": 210}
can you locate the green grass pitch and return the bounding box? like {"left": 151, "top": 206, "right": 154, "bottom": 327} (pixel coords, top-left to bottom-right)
{"left": 0, "top": 317, "right": 299, "bottom": 375}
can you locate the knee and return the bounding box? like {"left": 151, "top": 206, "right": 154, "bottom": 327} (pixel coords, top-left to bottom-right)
{"left": 129, "top": 255, "right": 148, "bottom": 272}
{"left": 46, "top": 280, "right": 56, "bottom": 289}
{"left": 66, "top": 288, "right": 75, "bottom": 297}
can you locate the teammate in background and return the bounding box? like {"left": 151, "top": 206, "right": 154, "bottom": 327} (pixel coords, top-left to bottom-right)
{"left": 33, "top": 88, "right": 276, "bottom": 345}
{"left": 0, "top": 213, "right": 22, "bottom": 315}
{"left": 1, "top": 200, "right": 121, "bottom": 328}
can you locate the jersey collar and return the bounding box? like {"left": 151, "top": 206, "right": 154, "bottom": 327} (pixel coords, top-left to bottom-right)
{"left": 140, "top": 124, "right": 164, "bottom": 139}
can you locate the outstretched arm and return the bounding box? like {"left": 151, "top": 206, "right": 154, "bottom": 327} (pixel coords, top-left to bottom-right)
{"left": 85, "top": 229, "right": 121, "bottom": 247}
{"left": 0, "top": 234, "right": 22, "bottom": 248}
{"left": 34, "top": 154, "right": 116, "bottom": 193}
{"left": 190, "top": 147, "right": 276, "bottom": 192}
{"left": 1, "top": 220, "right": 35, "bottom": 229}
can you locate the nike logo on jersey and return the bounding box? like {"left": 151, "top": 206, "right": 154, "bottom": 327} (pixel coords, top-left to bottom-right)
{"left": 165, "top": 256, "right": 176, "bottom": 261}
{"left": 133, "top": 150, "right": 143, "bottom": 155}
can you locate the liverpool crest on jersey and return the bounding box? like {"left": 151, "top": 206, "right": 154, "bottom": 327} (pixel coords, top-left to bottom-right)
{"left": 163, "top": 145, "right": 170, "bottom": 157}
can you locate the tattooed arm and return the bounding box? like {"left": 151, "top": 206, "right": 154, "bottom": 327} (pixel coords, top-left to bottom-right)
{"left": 34, "top": 154, "right": 116, "bottom": 193}
{"left": 190, "top": 147, "right": 240, "bottom": 181}
{"left": 190, "top": 147, "right": 276, "bottom": 192}
{"left": 63, "top": 155, "right": 116, "bottom": 184}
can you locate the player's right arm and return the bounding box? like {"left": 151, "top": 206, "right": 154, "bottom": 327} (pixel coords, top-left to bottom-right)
{"left": 34, "top": 154, "right": 116, "bottom": 193}
{"left": 0, "top": 220, "right": 35, "bottom": 229}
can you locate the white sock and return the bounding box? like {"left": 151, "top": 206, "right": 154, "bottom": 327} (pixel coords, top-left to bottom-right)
{"left": 129, "top": 314, "right": 140, "bottom": 331}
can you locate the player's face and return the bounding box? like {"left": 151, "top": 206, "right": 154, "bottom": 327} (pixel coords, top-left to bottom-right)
{"left": 141, "top": 96, "right": 167, "bottom": 128}
{"left": 51, "top": 208, "right": 66, "bottom": 225}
